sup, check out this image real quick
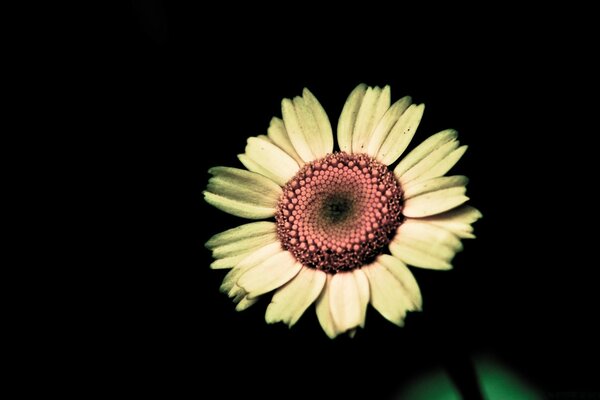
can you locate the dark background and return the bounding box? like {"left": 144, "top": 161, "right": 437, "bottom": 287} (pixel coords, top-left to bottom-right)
{"left": 119, "top": 3, "right": 597, "bottom": 398}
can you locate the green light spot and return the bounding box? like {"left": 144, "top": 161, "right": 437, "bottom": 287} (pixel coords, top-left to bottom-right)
{"left": 395, "top": 354, "right": 542, "bottom": 400}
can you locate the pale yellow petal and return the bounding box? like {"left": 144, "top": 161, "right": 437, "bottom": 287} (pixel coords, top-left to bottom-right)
{"left": 282, "top": 98, "right": 315, "bottom": 162}
{"left": 265, "top": 266, "right": 326, "bottom": 327}
{"left": 302, "top": 88, "right": 333, "bottom": 155}
{"left": 353, "top": 268, "right": 370, "bottom": 328}
{"left": 398, "top": 140, "right": 460, "bottom": 185}
{"left": 394, "top": 129, "right": 457, "bottom": 177}
{"left": 206, "top": 222, "right": 277, "bottom": 262}
{"left": 205, "top": 167, "right": 281, "bottom": 218}
{"left": 415, "top": 145, "right": 468, "bottom": 182}
{"left": 294, "top": 97, "right": 322, "bottom": 157}
{"left": 316, "top": 275, "right": 339, "bottom": 339}
{"left": 244, "top": 137, "right": 300, "bottom": 186}
{"left": 337, "top": 84, "right": 367, "bottom": 153}
{"left": 238, "top": 154, "right": 274, "bottom": 182}
{"left": 363, "top": 263, "right": 411, "bottom": 326}
{"left": 219, "top": 242, "right": 282, "bottom": 294}
{"left": 206, "top": 222, "right": 276, "bottom": 249}
{"left": 352, "top": 86, "right": 390, "bottom": 154}
{"left": 377, "top": 254, "right": 422, "bottom": 310}
{"left": 211, "top": 233, "right": 278, "bottom": 260}
{"left": 403, "top": 187, "right": 469, "bottom": 218}
{"left": 238, "top": 251, "right": 302, "bottom": 299}
{"left": 365, "top": 96, "right": 412, "bottom": 157}
{"left": 282, "top": 88, "right": 334, "bottom": 163}
{"left": 418, "top": 206, "right": 482, "bottom": 239}
{"left": 329, "top": 271, "right": 362, "bottom": 333}
{"left": 211, "top": 254, "right": 250, "bottom": 270}
{"left": 403, "top": 176, "right": 469, "bottom": 200}
{"left": 376, "top": 103, "right": 425, "bottom": 165}
{"left": 398, "top": 220, "right": 463, "bottom": 252}
{"left": 267, "top": 117, "right": 304, "bottom": 165}
{"left": 389, "top": 237, "right": 454, "bottom": 270}
{"left": 235, "top": 296, "right": 259, "bottom": 311}
{"left": 229, "top": 285, "right": 246, "bottom": 302}
{"left": 203, "top": 192, "right": 275, "bottom": 219}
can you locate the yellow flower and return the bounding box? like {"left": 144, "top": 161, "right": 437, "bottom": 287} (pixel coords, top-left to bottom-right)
{"left": 204, "top": 84, "right": 481, "bottom": 338}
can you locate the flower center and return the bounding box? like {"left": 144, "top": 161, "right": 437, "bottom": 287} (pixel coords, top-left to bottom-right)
{"left": 275, "top": 152, "right": 404, "bottom": 273}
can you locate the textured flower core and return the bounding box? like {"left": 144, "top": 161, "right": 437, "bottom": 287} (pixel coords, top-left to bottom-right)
{"left": 275, "top": 152, "right": 404, "bottom": 273}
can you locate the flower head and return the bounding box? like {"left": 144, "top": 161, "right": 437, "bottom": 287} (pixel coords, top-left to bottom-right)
{"left": 204, "top": 84, "right": 481, "bottom": 338}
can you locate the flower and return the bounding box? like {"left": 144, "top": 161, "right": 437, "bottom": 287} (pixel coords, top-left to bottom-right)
{"left": 204, "top": 84, "right": 481, "bottom": 338}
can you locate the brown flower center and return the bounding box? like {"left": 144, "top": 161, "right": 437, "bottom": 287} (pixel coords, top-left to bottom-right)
{"left": 275, "top": 152, "right": 404, "bottom": 273}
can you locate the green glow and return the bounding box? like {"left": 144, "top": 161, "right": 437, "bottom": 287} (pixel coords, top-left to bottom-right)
{"left": 477, "top": 355, "right": 542, "bottom": 399}
{"left": 398, "top": 368, "right": 461, "bottom": 400}
{"left": 396, "top": 354, "right": 542, "bottom": 400}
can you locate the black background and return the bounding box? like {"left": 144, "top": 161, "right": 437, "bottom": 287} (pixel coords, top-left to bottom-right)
{"left": 119, "top": 3, "right": 598, "bottom": 399}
